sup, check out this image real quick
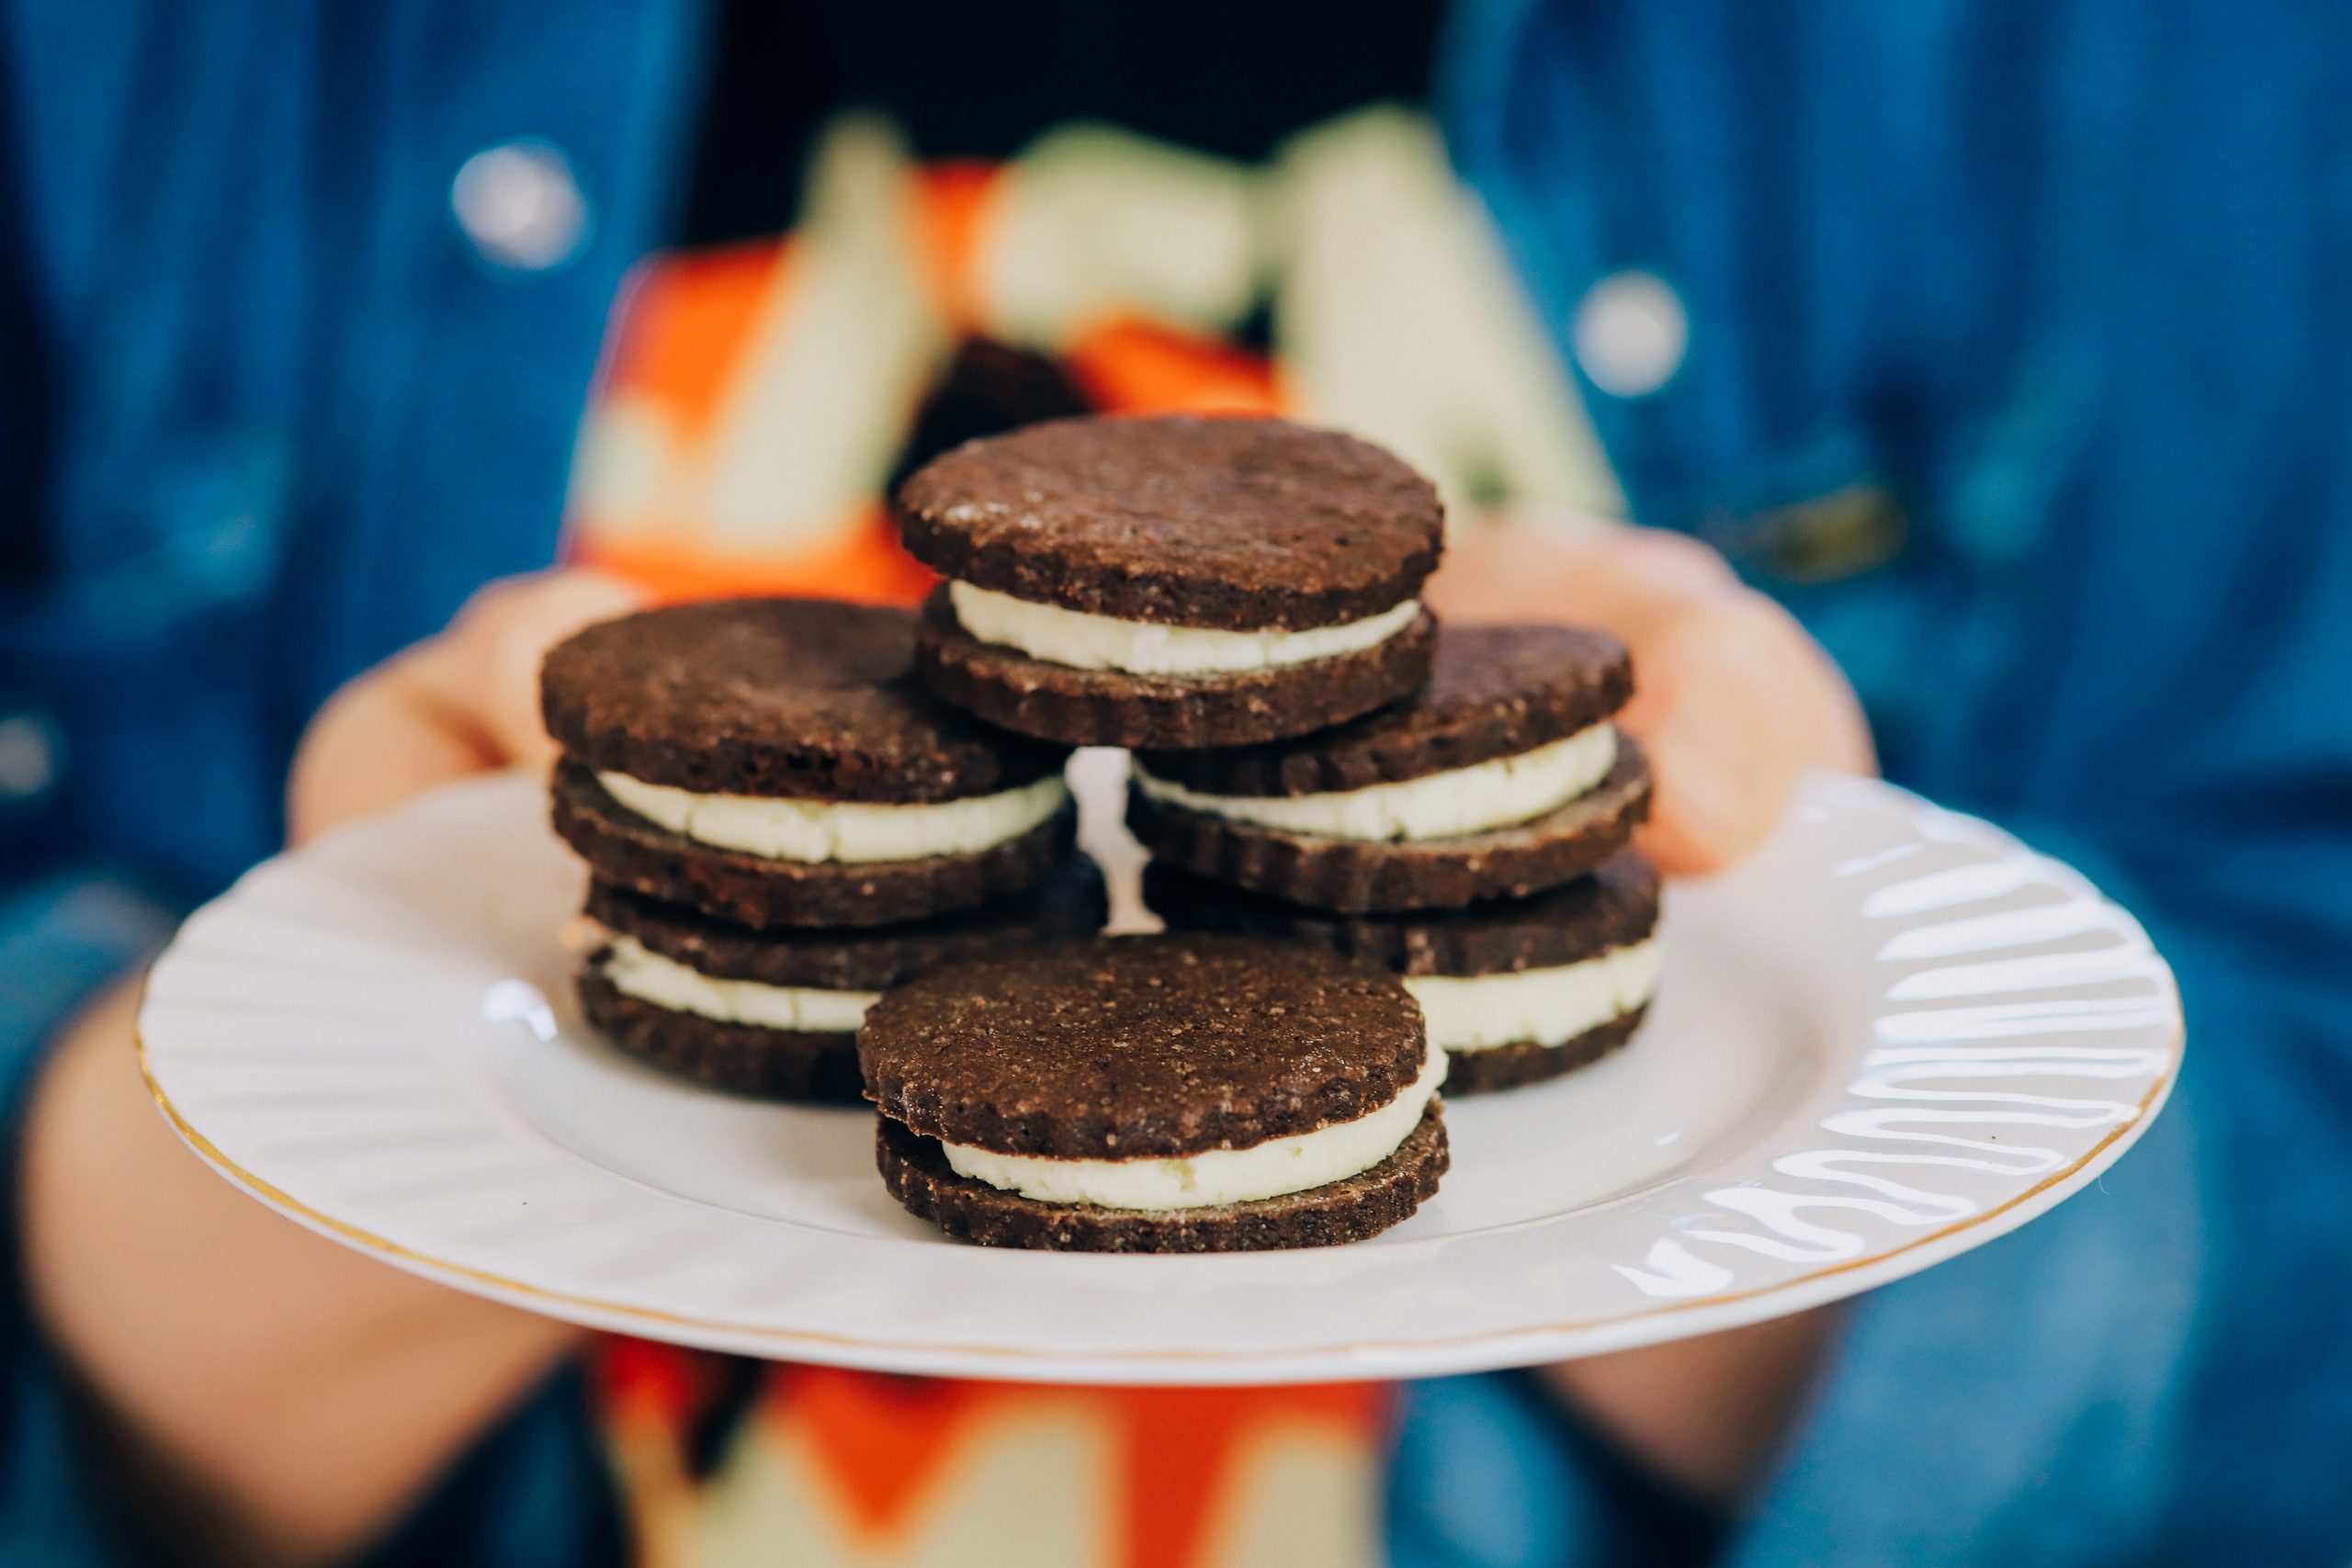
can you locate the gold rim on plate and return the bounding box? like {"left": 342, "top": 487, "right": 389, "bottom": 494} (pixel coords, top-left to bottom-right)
{"left": 137, "top": 1013, "right": 2178, "bottom": 1368}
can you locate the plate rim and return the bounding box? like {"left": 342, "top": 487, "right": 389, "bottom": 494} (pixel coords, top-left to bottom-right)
{"left": 139, "top": 1026, "right": 2174, "bottom": 1379}
{"left": 136, "top": 768, "right": 2184, "bottom": 1382}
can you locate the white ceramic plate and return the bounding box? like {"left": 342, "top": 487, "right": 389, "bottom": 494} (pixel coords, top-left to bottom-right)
{"left": 139, "top": 755, "right": 2181, "bottom": 1384}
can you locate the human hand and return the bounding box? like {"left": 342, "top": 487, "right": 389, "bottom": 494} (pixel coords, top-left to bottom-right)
{"left": 1427, "top": 515, "right": 1873, "bottom": 876}
{"left": 288, "top": 569, "right": 643, "bottom": 845}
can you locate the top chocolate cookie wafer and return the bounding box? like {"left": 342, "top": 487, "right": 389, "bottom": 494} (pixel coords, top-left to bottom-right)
{"left": 1136, "top": 624, "right": 1633, "bottom": 796}
{"left": 898, "top": 415, "right": 1444, "bottom": 631}
{"left": 541, "top": 598, "right": 1065, "bottom": 802}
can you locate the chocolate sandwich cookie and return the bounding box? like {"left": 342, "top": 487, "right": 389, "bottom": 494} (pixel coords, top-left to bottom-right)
{"left": 1146, "top": 852, "right": 1661, "bottom": 1094}
{"left": 578, "top": 858, "right": 1108, "bottom": 1101}
{"left": 1126, "top": 624, "right": 1651, "bottom": 911}
{"left": 543, "top": 599, "right": 1076, "bottom": 928}
{"left": 861, "top": 934, "right": 1449, "bottom": 1251}
{"left": 897, "top": 415, "right": 1444, "bottom": 749}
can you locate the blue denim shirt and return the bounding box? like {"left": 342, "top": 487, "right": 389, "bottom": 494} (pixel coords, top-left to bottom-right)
{"left": 6, "top": 3, "right": 2350, "bottom": 1563}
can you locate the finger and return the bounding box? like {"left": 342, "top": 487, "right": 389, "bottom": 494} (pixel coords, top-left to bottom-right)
{"left": 1623, "top": 600, "right": 1821, "bottom": 876}
{"left": 287, "top": 570, "right": 643, "bottom": 844}
{"left": 1427, "top": 516, "right": 1740, "bottom": 635}
{"left": 402, "top": 570, "right": 644, "bottom": 772}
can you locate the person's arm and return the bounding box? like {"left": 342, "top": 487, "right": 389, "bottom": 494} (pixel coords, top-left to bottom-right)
{"left": 1429, "top": 513, "right": 1872, "bottom": 1504}
{"left": 17, "top": 570, "right": 639, "bottom": 1568}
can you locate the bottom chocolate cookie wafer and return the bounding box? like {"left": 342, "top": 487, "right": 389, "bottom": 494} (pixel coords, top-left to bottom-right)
{"left": 877, "top": 1107, "right": 1448, "bottom": 1253}
{"left": 579, "top": 971, "right": 867, "bottom": 1102}
{"left": 1438, "top": 1007, "right": 1649, "bottom": 1094}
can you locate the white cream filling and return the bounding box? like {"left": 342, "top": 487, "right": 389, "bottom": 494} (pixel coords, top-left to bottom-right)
{"left": 1406, "top": 938, "right": 1662, "bottom": 1053}
{"left": 1134, "top": 723, "right": 1617, "bottom": 842}
{"left": 939, "top": 1038, "right": 1446, "bottom": 1211}
{"left": 597, "top": 771, "right": 1068, "bottom": 863}
{"left": 600, "top": 935, "right": 879, "bottom": 1033}
{"left": 947, "top": 580, "right": 1420, "bottom": 677}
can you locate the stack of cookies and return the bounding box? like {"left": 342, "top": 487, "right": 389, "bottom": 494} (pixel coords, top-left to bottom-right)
{"left": 541, "top": 598, "right": 1102, "bottom": 1103}
{"left": 895, "top": 416, "right": 1659, "bottom": 1101}
{"left": 1128, "top": 624, "right": 1661, "bottom": 1094}
{"left": 874, "top": 415, "right": 1660, "bottom": 1249}
{"left": 541, "top": 413, "right": 1661, "bottom": 1253}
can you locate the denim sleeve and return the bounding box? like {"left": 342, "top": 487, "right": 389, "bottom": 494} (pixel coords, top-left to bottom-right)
{"left": 1389, "top": 1371, "right": 1724, "bottom": 1568}
{"left": 0, "top": 875, "right": 624, "bottom": 1567}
